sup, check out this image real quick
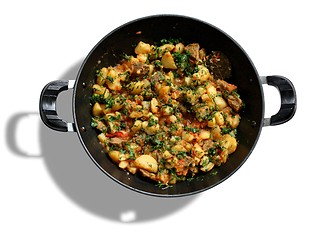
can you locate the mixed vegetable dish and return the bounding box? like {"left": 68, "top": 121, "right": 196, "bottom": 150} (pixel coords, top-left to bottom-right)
{"left": 90, "top": 39, "right": 243, "bottom": 185}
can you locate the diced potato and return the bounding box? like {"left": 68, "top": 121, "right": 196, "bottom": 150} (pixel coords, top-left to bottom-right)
{"left": 100, "top": 67, "right": 108, "bottom": 75}
{"left": 197, "top": 86, "right": 206, "bottom": 95}
{"left": 214, "top": 111, "right": 225, "bottom": 126}
{"left": 108, "top": 150, "right": 120, "bottom": 163}
{"left": 184, "top": 142, "right": 193, "bottom": 151}
{"left": 142, "top": 116, "right": 160, "bottom": 135}
{"left": 137, "top": 53, "right": 148, "bottom": 63}
{"left": 182, "top": 131, "right": 194, "bottom": 142}
{"left": 163, "top": 150, "right": 173, "bottom": 159}
{"left": 226, "top": 114, "right": 241, "bottom": 129}
{"left": 220, "top": 134, "right": 238, "bottom": 154}
{"left": 144, "top": 123, "right": 160, "bottom": 135}
{"left": 97, "top": 133, "right": 107, "bottom": 146}
{"left": 168, "top": 115, "right": 177, "bottom": 123}
{"left": 199, "top": 130, "right": 211, "bottom": 140}
{"left": 210, "top": 126, "right": 221, "bottom": 140}
{"left": 194, "top": 157, "right": 201, "bottom": 165}
{"left": 134, "top": 155, "right": 158, "bottom": 173}
{"left": 214, "top": 96, "right": 228, "bottom": 110}
{"left": 185, "top": 89, "right": 199, "bottom": 105}
{"left": 184, "top": 76, "right": 192, "bottom": 85}
{"left": 161, "top": 105, "right": 173, "bottom": 116}
{"left": 127, "top": 166, "right": 138, "bottom": 174}
{"left": 150, "top": 98, "right": 159, "bottom": 113}
{"left": 131, "top": 120, "right": 142, "bottom": 132}
{"left": 172, "top": 145, "right": 187, "bottom": 152}
{"left": 193, "top": 65, "right": 210, "bottom": 81}
{"left": 207, "top": 117, "right": 216, "bottom": 128}
{"left": 193, "top": 143, "right": 205, "bottom": 158}
{"left": 141, "top": 101, "right": 151, "bottom": 110}
{"left": 161, "top": 52, "right": 177, "bottom": 69}
{"left": 135, "top": 41, "right": 151, "bottom": 54}
{"left": 129, "top": 109, "right": 144, "bottom": 118}
{"left": 220, "top": 149, "right": 229, "bottom": 163}
{"left": 106, "top": 78, "right": 122, "bottom": 91}
{"left": 159, "top": 44, "right": 175, "bottom": 53}
{"left": 92, "top": 102, "right": 103, "bottom": 116}
{"left": 174, "top": 43, "right": 184, "bottom": 53}
{"left": 130, "top": 143, "right": 141, "bottom": 153}
{"left": 143, "top": 78, "right": 151, "bottom": 87}
{"left": 92, "top": 84, "right": 106, "bottom": 95}
{"left": 158, "top": 86, "right": 170, "bottom": 98}
{"left": 119, "top": 161, "right": 129, "bottom": 169}
{"left": 206, "top": 84, "right": 217, "bottom": 96}
{"left": 200, "top": 162, "right": 214, "bottom": 172}
{"left": 201, "top": 94, "right": 210, "bottom": 102}
{"left": 108, "top": 68, "right": 117, "bottom": 78}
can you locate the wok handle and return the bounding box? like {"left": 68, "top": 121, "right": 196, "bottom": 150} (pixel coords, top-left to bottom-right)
{"left": 39, "top": 80, "right": 76, "bottom": 132}
{"left": 262, "top": 75, "right": 297, "bottom": 126}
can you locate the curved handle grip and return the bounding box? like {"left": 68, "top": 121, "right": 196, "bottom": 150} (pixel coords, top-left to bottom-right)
{"left": 262, "top": 75, "right": 297, "bottom": 126}
{"left": 39, "top": 80, "right": 75, "bottom": 132}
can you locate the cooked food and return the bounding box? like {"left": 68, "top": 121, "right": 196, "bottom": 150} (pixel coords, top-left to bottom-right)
{"left": 90, "top": 39, "right": 243, "bottom": 185}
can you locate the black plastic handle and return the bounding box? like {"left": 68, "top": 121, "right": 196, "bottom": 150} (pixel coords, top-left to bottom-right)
{"left": 262, "top": 75, "right": 297, "bottom": 126}
{"left": 39, "top": 80, "right": 75, "bottom": 132}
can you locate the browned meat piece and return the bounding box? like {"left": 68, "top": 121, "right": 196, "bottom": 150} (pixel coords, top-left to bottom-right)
{"left": 205, "top": 51, "right": 231, "bottom": 79}
{"left": 227, "top": 94, "right": 243, "bottom": 112}
{"left": 131, "top": 62, "right": 150, "bottom": 77}
{"left": 184, "top": 43, "right": 200, "bottom": 60}
{"left": 110, "top": 137, "right": 124, "bottom": 145}
{"left": 216, "top": 79, "right": 237, "bottom": 93}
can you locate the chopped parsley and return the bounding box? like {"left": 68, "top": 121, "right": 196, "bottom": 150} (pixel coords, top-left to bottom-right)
{"left": 184, "top": 126, "right": 199, "bottom": 133}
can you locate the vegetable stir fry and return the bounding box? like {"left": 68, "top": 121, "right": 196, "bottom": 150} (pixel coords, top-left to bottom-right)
{"left": 90, "top": 39, "right": 243, "bottom": 185}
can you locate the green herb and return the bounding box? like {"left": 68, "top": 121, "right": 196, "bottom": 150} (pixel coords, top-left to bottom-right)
{"left": 104, "top": 96, "right": 114, "bottom": 109}
{"left": 157, "top": 38, "right": 182, "bottom": 46}
{"left": 170, "top": 124, "right": 178, "bottom": 132}
{"left": 120, "top": 121, "right": 126, "bottom": 130}
{"left": 154, "top": 60, "right": 162, "bottom": 67}
{"left": 148, "top": 116, "right": 158, "bottom": 127}
{"left": 231, "top": 90, "right": 240, "bottom": 98}
{"left": 151, "top": 138, "right": 164, "bottom": 150}
{"left": 90, "top": 117, "right": 98, "bottom": 128}
{"left": 187, "top": 177, "right": 195, "bottom": 182}
{"left": 96, "top": 69, "right": 105, "bottom": 78}
{"left": 156, "top": 182, "right": 173, "bottom": 189}
{"left": 172, "top": 51, "right": 199, "bottom": 77}
{"left": 123, "top": 54, "right": 132, "bottom": 60}
{"left": 125, "top": 143, "right": 135, "bottom": 160}
{"left": 184, "top": 126, "right": 199, "bottom": 133}
{"left": 208, "top": 147, "right": 216, "bottom": 156}
{"left": 210, "top": 170, "right": 218, "bottom": 176}
{"left": 107, "top": 76, "right": 114, "bottom": 83}
{"left": 221, "top": 127, "right": 232, "bottom": 134}
{"left": 176, "top": 151, "right": 187, "bottom": 160}
{"left": 90, "top": 94, "right": 104, "bottom": 104}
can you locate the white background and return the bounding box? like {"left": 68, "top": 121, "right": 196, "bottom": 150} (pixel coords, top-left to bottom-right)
{"left": 1, "top": 0, "right": 319, "bottom": 239}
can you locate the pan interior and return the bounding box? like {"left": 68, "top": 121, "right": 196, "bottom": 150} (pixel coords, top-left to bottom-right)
{"left": 73, "top": 15, "right": 264, "bottom": 197}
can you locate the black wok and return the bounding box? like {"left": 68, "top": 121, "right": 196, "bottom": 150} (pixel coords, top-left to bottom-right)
{"left": 39, "top": 15, "right": 296, "bottom": 197}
